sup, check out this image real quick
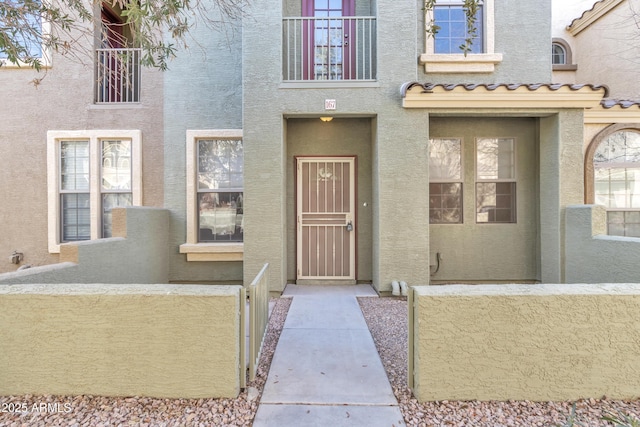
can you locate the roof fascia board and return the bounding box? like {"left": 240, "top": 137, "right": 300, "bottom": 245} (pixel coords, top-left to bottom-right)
{"left": 584, "top": 106, "right": 640, "bottom": 123}
{"left": 568, "top": 0, "right": 625, "bottom": 36}
{"left": 402, "top": 85, "right": 606, "bottom": 109}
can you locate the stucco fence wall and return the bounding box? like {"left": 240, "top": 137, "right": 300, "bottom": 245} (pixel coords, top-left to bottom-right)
{"left": 410, "top": 283, "right": 640, "bottom": 402}
{"left": 0, "top": 207, "right": 246, "bottom": 398}
{"left": 0, "top": 207, "right": 170, "bottom": 285}
{"left": 565, "top": 204, "right": 640, "bottom": 283}
{"left": 0, "top": 283, "right": 244, "bottom": 398}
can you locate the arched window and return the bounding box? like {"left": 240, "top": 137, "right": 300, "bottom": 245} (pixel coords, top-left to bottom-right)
{"left": 551, "top": 38, "right": 577, "bottom": 71}
{"left": 585, "top": 124, "right": 640, "bottom": 237}
{"left": 552, "top": 43, "right": 566, "bottom": 65}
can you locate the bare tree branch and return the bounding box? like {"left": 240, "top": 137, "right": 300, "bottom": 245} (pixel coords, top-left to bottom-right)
{"left": 0, "top": 0, "right": 249, "bottom": 71}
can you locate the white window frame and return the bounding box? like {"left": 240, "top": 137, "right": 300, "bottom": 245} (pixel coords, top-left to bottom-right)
{"left": 0, "top": 13, "right": 52, "bottom": 69}
{"left": 47, "top": 130, "right": 142, "bottom": 253}
{"left": 180, "top": 129, "right": 244, "bottom": 262}
{"left": 420, "top": 0, "right": 502, "bottom": 73}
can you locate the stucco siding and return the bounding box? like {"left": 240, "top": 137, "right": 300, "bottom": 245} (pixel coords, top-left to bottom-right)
{"left": 419, "top": 0, "right": 552, "bottom": 83}
{"left": 163, "top": 17, "right": 244, "bottom": 283}
{"left": 539, "top": 110, "right": 585, "bottom": 283}
{"left": 242, "top": 0, "right": 431, "bottom": 292}
{"left": 428, "top": 117, "right": 539, "bottom": 283}
{"left": 0, "top": 25, "right": 164, "bottom": 274}
{"left": 375, "top": 110, "right": 430, "bottom": 291}
{"left": 412, "top": 283, "right": 640, "bottom": 401}
{"left": 0, "top": 284, "right": 242, "bottom": 398}
{"left": 572, "top": 0, "right": 640, "bottom": 99}
{"left": 0, "top": 207, "right": 169, "bottom": 285}
{"left": 566, "top": 204, "right": 640, "bottom": 283}
{"left": 286, "top": 118, "right": 373, "bottom": 283}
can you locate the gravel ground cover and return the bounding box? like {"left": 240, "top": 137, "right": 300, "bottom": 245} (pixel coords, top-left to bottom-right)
{"left": 358, "top": 296, "right": 640, "bottom": 427}
{"left": 0, "top": 297, "right": 291, "bottom": 427}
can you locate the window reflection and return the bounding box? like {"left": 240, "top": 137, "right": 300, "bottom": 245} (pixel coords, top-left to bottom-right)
{"left": 429, "top": 138, "right": 463, "bottom": 224}
{"left": 594, "top": 130, "right": 640, "bottom": 237}
{"left": 197, "top": 139, "right": 244, "bottom": 242}
{"left": 476, "top": 138, "right": 516, "bottom": 223}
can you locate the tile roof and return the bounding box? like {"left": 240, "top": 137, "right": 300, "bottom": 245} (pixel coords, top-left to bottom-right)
{"left": 569, "top": 0, "right": 607, "bottom": 28}
{"left": 567, "top": 0, "right": 624, "bottom": 29}
{"left": 600, "top": 99, "right": 640, "bottom": 108}
{"left": 567, "top": 0, "right": 626, "bottom": 35}
{"left": 401, "top": 82, "right": 610, "bottom": 97}
{"left": 401, "top": 83, "right": 640, "bottom": 109}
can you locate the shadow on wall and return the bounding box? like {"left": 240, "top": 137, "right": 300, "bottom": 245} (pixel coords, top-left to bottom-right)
{"left": 0, "top": 207, "right": 170, "bottom": 285}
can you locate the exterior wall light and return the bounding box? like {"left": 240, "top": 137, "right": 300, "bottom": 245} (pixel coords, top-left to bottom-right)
{"left": 10, "top": 251, "right": 23, "bottom": 264}
{"left": 320, "top": 117, "right": 333, "bottom": 122}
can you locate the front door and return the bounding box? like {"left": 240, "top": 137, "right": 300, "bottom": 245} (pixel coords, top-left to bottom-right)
{"left": 296, "top": 157, "right": 356, "bottom": 282}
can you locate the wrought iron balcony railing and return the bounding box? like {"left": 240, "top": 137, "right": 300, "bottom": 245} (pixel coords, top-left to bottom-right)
{"left": 95, "top": 48, "right": 141, "bottom": 103}
{"left": 283, "top": 16, "right": 377, "bottom": 82}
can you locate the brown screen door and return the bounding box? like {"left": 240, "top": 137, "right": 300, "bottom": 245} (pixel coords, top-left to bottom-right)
{"left": 297, "top": 157, "right": 356, "bottom": 281}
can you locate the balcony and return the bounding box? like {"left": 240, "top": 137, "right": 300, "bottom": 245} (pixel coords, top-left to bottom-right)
{"left": 95, "top": 48, "right": 141, "bottom": 103}
{"left": 283, "top": 16, "right": 376, "bottom": 83}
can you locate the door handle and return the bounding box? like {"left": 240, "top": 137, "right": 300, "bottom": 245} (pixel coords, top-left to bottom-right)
{"left": 346, "top": 220, "right": 353, "bottom": 232}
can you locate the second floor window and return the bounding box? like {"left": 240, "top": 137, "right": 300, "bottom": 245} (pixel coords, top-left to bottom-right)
{"left": 0, "top": 0, "right": 50, "bottom": 68}
{"left": 552, "top": 43, "right": 566, "bottom": 65}
{"left": 96, "top": 1, "right": 141, "bottom": 103}
{"left": 433, "top": 1, "right": 483, "bottom": 54}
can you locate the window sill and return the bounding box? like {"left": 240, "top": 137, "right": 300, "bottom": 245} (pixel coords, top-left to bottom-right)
{"left": 179, "top": 243, "right": 243, "bottom": 261}
{"left": 552, "top": 64, "right": 578, "bottom": 71}
{"left": 419, "top": 53, "right": 503, "bottom": 74}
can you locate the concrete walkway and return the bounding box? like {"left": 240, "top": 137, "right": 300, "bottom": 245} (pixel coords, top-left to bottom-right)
{"left": 253, "top": 285, "right": 406, "bottom": 427}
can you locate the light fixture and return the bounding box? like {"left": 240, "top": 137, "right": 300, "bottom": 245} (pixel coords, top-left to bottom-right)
{"left": 320, "top": 116, "right": 333, "bottom": 122}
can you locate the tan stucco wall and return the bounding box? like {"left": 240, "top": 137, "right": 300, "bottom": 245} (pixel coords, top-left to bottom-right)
{"left": 286, "top": 118, "right": 373, "bottom": 283}
{"left": 0, "top": 207, "right": 170, "bottom": 285}
{"left": 411, "top": 283, "right": 640, "bottom": 402}
{"left": 0, "top": 27, "right": 164, "bottom": 274}
{"left": 570, "top": 1, "right": 640, "bottom": 99}
{"left": 0, "top": 284, "right": 242, "bottom": 398}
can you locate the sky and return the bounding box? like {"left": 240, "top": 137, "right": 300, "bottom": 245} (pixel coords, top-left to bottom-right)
{"left": 552, "top": 0, "right": 599, "bottom": 34}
